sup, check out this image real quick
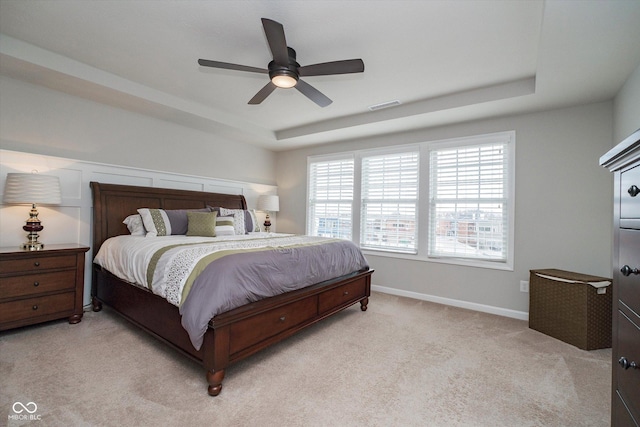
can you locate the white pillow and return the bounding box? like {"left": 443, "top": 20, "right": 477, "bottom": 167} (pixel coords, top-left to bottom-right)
{"left": 137, "top": 208, "right": 172, "bottom": 237}
{"left": 219, "top": 207, "right": 246, "bottom": 236}
{"left": 215, "top": 215, "right": 235, "bottom": 236}
{"left": 123, "top": 214, "right": 146, "bottom": 236}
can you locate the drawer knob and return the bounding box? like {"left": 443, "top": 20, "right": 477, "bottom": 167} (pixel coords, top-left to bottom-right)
{"left": 618, "top": 357, "right": 639, "bottom": 370}
{"left": 279, "top": 316, "right": 286, "bottom": 322}
{"left": 628, "top": 185, "right": 640, "bottom": 197}
{"left": 34, "top": 261, "right": 40, "bottom": 267}
{"left": 620, "top": 265, "right": 640, "bottom": 276}
{"left": 32, "top": 305, "right": 38, "bottom": 311}
{"left": 33, "top": 281, "right": 40, "bottom": 287}
{"left": 343, "top": 291, "right": 349, "bottom": 296}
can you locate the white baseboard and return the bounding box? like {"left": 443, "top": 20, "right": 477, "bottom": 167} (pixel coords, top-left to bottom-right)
{"left": 371, "top": 284, "right": 529, "bottom": 321}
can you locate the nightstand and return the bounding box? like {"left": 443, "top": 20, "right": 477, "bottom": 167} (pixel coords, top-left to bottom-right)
{"left": 0, "top": 244, "right": 90, "bottom": 331}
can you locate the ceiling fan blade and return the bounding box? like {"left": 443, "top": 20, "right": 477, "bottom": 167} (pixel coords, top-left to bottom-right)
{"left": 248, "top": 82, "right": 277, "bottom": 104}
{"left": 261, "top": 18, "right": 289, "bottom": 65}
{"left": 298, "top": 59, "right": 364, "bottom": 76}
{"left": 295, "top": 79, "right": 332, "bottom": 107}
{"left": 198, "top": 59, "right": 267, "bottom": 74}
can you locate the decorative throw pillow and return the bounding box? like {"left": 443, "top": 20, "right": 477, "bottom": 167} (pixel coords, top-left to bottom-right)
{"left": 137, "top": 208, "right": 172, "bottom": 237}
{"left": 215, "top": 215, "right": 235, "bottom": 236}
{"left": 186, "top": 211, "right": 218, "bottom": 237}
{"left": 219, "top": 207, "right": 247, "bottom": 235}
{"left": 245, "top": 209, "right": 261, "bottom": 233}
{"left": 165, "top": 207, "right": 211, "bottom": 235}
{"left": 123, "top": 214, "right": 146, "bottom": 236}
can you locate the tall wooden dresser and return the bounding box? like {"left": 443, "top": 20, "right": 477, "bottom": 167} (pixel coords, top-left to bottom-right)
{"left": 600, "top": 128, "right": 640, "bottom": 427}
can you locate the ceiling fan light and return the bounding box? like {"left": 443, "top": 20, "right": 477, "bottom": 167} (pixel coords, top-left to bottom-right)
{"left": 271, "top": 74, "right": 298, "bottom": 88}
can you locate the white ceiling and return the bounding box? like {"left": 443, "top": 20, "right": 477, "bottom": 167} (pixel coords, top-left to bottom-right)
{"left": 1, "top": 0, "right": 639, "bottom": 151}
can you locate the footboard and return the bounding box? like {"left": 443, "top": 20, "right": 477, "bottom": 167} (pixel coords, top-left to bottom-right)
{"left": 202, "top": 268, "right": 373, "bottom": 395}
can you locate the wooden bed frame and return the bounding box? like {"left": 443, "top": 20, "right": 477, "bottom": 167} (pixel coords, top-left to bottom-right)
{"left": 90, "top": 182, "right": 373, "bottom": 396}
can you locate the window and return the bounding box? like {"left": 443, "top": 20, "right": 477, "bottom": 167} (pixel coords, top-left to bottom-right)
{"left": 307, "top": 157, "right": 354, "bottom": 239}
{"left": 306, "top": 131, "right": 514, "bottom": 270}
{"left": 360, "top": 151, "right": 419, "bottom": 253}
{"left": 428, "top": 136, "right": 511, "bottom": 263}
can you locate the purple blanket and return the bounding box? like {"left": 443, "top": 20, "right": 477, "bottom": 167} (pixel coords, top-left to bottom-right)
{"left": 179, "top": 239, "right": 368, "bottom": 350}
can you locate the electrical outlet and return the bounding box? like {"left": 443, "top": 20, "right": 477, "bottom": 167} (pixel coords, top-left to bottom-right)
{"left": 520, "top": 280, "right": 529, "bottom": 293}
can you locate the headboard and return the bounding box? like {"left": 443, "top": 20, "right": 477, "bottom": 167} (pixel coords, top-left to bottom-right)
{"left": 90, "top": 182, "right": 248, "bottom": 254}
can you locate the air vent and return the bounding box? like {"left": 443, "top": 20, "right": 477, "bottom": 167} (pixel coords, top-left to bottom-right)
{"left": 368, "top": 100, "right": 402, "bottom": 111}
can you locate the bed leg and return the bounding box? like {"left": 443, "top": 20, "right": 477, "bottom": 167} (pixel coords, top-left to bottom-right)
{"left": 91, "top": 296, "right": 102, "bottom": 312}
{"left": 68, "top": 314, "right": 83, "bottom": 324}
{"left": 360, "top": 297, "right": 369, "bottom": 311}
{"left": 206, "top": 369, "right": 225, "bottom": 396}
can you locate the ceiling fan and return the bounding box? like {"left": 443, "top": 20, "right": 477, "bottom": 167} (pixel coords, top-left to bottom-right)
{"left": 198, "top": 18, "right": 364, "bottom": 107}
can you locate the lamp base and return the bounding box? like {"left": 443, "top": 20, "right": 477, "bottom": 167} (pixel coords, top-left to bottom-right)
{"left": 22, "top": 241, "right": 44, "bottom": 251}
{"left": 22, "top": 205, "right": 45, "bottom": 250}
{"left": 263, "top": 213, "right": 271, "bottom": 233}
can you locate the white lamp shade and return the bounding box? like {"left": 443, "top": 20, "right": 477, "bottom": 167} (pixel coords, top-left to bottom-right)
{"left": 256, "top": 195, "right": 279, "bottom": 212}
{"left": 3, "top": 173, "right": 62, "bottom": 205}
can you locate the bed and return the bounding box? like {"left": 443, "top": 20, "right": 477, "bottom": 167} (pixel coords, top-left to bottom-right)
{"left": 90, "top": 182, "right": 373, "bottom": 396}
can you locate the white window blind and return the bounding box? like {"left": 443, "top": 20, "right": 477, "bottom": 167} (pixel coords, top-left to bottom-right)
{"left": 307, "top": 158, "right": 354, "bottom": 239}
{"left": 428, "top": 141, "right": 509, "bottom": 261}
{"left": 361, "top": 151, "right": 419, "bottom": 253}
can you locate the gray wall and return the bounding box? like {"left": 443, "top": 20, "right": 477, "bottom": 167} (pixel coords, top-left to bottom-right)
{"left": 614, "top": 62, "right": 640, "bottom": 143}
{"left": 276, "top": 102, "right": 614, "bottom": 314}
{"left": 0, "top": 76, "right": 277, "bottom": 186}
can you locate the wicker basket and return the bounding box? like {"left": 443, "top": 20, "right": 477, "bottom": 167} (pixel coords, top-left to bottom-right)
{"left": 529, "top": 269, "right": 612, "bottom": 350}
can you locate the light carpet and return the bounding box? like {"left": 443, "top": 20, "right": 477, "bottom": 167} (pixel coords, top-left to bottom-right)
{"left": 1, "top": 292, "right": 611, "bottom": 426}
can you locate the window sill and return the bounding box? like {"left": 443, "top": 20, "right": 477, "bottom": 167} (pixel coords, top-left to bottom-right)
{"left": 361, "top": 248, "right": 514, "bottom": 271}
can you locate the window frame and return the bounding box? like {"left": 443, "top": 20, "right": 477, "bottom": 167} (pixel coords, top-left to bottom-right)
{"left": 359, "top": 147, "right": 420, "bottom": 254}
{"left": 306, "top": 153, "right": 356, "bottom": 240}
{"left": 424, "top": 132, "right": 515, "bottom": 270}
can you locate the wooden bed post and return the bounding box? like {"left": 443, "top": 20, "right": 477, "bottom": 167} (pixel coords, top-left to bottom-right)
{"left": 202, "top": 325, "right": 230, "bottom": 396}
{"left": 206, "top": 370, "right": 225, "bottom": 396}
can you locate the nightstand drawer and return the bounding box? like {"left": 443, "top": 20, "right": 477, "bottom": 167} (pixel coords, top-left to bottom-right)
{"left": 0, "top": 254, "right": 77, "bottom": 274}
{"left": 1, "top": 270, "right": 77, "bottom": 299}
{"left": 0, "top": 292, "right": 75, "bottom": 323}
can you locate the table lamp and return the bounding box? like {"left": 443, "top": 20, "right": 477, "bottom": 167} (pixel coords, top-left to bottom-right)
{"left": 3, "top": 172, "right": 62, "bottom": 250}
{"left": 256, "top": 195, "right": 279, "bottom": 232}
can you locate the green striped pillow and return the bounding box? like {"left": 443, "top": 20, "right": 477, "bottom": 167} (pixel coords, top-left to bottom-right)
{"left": 215, "top": 215, "right": 235, "bottom": 236}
